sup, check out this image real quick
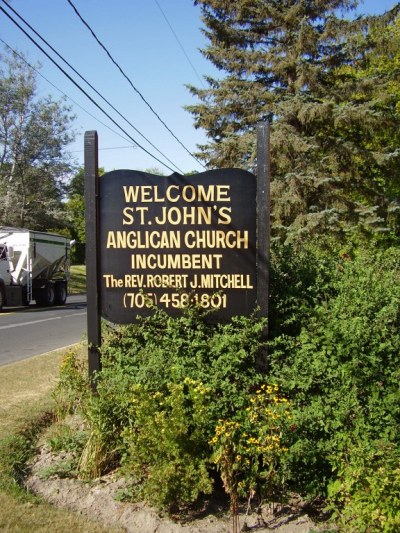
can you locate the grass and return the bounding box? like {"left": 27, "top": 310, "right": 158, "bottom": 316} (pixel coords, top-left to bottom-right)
{"left": 69, "top": 264, "right": 86, "bottom": 294}
{"left": 0, "top": 344, "right": 122, "bottom": 532}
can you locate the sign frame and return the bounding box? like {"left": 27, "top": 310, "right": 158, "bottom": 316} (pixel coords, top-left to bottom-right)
{"left": 84, "top": 123, "right": 270, "bottom": 385}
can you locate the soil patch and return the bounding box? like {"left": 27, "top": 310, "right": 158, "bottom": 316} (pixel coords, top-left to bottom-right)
{"left": 27, "top": 443, "right": 329, "bottom": 533}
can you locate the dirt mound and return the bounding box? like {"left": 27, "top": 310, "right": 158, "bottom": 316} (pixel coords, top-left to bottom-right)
{"left": 27, "top": 444, "right": 325, "bottom": 533}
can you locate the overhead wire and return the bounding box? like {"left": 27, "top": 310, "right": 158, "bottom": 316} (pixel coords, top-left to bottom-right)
{"left": 0, "top": 38, "right": 136, "bottom": 150}
{"left": 153, "top": 0, "right": 206, "bottom": 89}
{"left": 71, "top": 146, "right": 135, "bottom": 153}
{"left": 66, "top": 0, "right": 206, "bottom": 169}
{"left": 0, "top": 0, "right": 183, "bottom": 173}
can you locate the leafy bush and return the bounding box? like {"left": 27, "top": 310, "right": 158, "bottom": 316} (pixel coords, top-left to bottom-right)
{"left": 74, "top": 307, "right": 272, "bottom": 510}
{"left": 209, "top": 384, "right": 292, "bottom": 518}
{"left": 53, "top": 350, "right": 90, "bottom": 420}
{"left": 55, "top": 242, "right": 400, "bottom": 528}
{"left": 327, "top": 441, "right": 400, "bottom": 532}
{"left": 268, "top": 244, "right": 400, "bottom": 523}
{"left": 120, "top": 379, "right": 213, "bottom": 509}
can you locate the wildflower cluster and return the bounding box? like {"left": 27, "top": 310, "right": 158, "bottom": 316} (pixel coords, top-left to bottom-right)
{"left": 210, "top": 384, "right": 292, "bottom": 510}
{"left": 120, "top": 379, "right": 213, "bottom": 509}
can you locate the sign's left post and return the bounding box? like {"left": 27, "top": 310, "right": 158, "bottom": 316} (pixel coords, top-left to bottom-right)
{"left": 84, "top": 130, "right": 101, "bottom": 389}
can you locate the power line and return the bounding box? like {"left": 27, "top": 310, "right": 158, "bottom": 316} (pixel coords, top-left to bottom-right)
{"left": 0, "top": 38, "right": 135, "bottom": 148}
{"left": 66, "top": 0, "right": 206, "bottom": 169}
{"left": 71, "top": 145, "right": 135, "bottom": 153}
{"left": 154, "top": 0, "right": 205, "bottom": 89}
{"left": 0, "top": 3, "right": 179, "bottom": 174}
{"left": 0, "top": 1, "right": 183, "bottom": 173}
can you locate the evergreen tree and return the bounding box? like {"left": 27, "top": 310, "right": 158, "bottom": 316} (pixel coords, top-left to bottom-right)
{"left": 187, "top": 1, "right": 400, "bottom": 242}
{"left": 345, "top": 12, "right": 400, "bottom": 237}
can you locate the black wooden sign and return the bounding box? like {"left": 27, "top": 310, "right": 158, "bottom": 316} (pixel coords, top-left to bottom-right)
{"left": 99, "top": 169, "right": 257, "bottom": 323}
{"left": 85, "top": 123, "right": 270, "bottom": 384}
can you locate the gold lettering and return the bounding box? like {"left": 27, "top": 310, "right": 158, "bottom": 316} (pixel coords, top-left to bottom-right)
{"left": 123, "top": 186, "right": 140, "bottom": 202}
{"left": 106, "top": 231, "right": 181, "bottom": 249}
{"left": 122, "top": 207, "right": 135, "bottom": 225}
{"left": 146, "top": 274, "right": 189, "bottom": 288}
{"left": 183, "top": 230, "right": 249, "bottom": 249}
{"left": 218, "top": 206, "right": 232, "bottom": 225}
{"left": 182, "top": 185, "right": 196, "bottom": 202}
{"left": 123, "top": 184, "right": 231, "bottom": 205}
{"left": 130, "top": 253, "right": 223, "bottom": 270}
{"left": 124, "top": 274, "right": 144, "bottom": 288}
{"left": 103, "top": 274, "right": 123, "bottom": 287}
{"left": 166, "top": 185, "right": 179, "bottom": 202}
{"left": 216, "top": 185, "right": 230, "bottom": 201}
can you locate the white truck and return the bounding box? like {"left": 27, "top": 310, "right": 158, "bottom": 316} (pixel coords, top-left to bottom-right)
{"left": 0, "top": 227, "right": 72, "bottom": 311}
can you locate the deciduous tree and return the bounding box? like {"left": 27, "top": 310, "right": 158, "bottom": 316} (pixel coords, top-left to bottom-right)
{"left": 0, "top": 48, "right": 75, "bottom": 229}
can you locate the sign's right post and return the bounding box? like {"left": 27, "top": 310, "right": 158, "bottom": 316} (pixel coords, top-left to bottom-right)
{"left": 256, "top": 121, "right": 270, "bottom": 321}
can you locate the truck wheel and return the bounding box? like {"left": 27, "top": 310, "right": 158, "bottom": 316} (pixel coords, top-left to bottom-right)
{"left": 55, "top": 282, "right": 67, "bottom": 305}
{"left": 36, "top": 283, "right": 55, "bottom": 307}
{"left": 45, "top": 283, "right": 56, "bottom": 306}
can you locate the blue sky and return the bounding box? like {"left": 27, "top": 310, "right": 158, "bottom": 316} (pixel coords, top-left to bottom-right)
{"left": 0, "top": 0, "right": 398, "bottom": 175}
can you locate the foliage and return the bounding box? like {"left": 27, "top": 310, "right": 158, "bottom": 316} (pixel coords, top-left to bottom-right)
{"left": 0, "top": 349, "right": 119, "bottom": 532}
{"left": 38, "top": 458, "right": 77, "bottom": 480}
{"left": 0, "top": 412, "right": 52, "bottom": 499}
{"left": 53, "top": 350, "right": 91, "bottom": 420}
{"left": 210, "top": 384, "right": 291, "bottom": 525}
{"left": 338, "top": 12, "right": 400, "bottom": 238}
{"left": 120, "top": 379, "right": 213, "bottom": 509}
{"left": 65, "top": 167, "right": 105, "bottom": 263}
{"left": 64, "top": 306, "right": 270, "bottom": 510}
{"left": 98, "top": 306, "right": 267, "bottom": 439}
{"left": 188, "top": 1, "right": 400, "bottom": 242}
{"left": 53, "top": 241, "right": 400, "bottom": 528}
{"left": 0, "top": 46, "right": 76, "bottom": 230}
{"left": 327, "top": 441, "right": 400, "bottom": 532}
{"left": 268, "top": 243, "right": 400, "bottom": 526}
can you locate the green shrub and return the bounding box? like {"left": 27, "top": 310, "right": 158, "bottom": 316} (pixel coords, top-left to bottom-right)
{"left": 120, "top": 379, "right": 213, "bottom": 510}
{"left": 55, "top": 241, "right": 400, "bottom": 527}
{"left": 74, "top": 306, "right": 270, "bottom": 509}
{"left": 268, "top": 245, "right": 400, "bottom": 512}
{"left": 327, "top": 441, "right": 400, "bottom": 532}
{"left": 0, "top": 412, "right": 53, "bottom": 498}
{"left": 210, "top": 384, "right": 292, "bottom": 517}
{"left": 53, "top": 350, "right": 91, "bottom": 420}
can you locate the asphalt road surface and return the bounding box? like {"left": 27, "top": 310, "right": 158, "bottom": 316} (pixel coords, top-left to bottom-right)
{"left": 0, "top": 294, "right": 87, "bottom": 366}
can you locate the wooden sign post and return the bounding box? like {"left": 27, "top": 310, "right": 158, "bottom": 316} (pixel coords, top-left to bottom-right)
{"left": 84, "top": 131, "right": 101, "bottom": 386}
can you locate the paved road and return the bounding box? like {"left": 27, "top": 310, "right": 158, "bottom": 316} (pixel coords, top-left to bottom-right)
{"left": 0, "top": 294, "right": 87, "bottom": 366}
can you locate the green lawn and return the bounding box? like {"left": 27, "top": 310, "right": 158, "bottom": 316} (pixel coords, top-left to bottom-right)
{"left": 0, "top": 346, "right": 121, "bottom": 532}
{"left": 69, "top": 264, "right": 86, "bottom": 294}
